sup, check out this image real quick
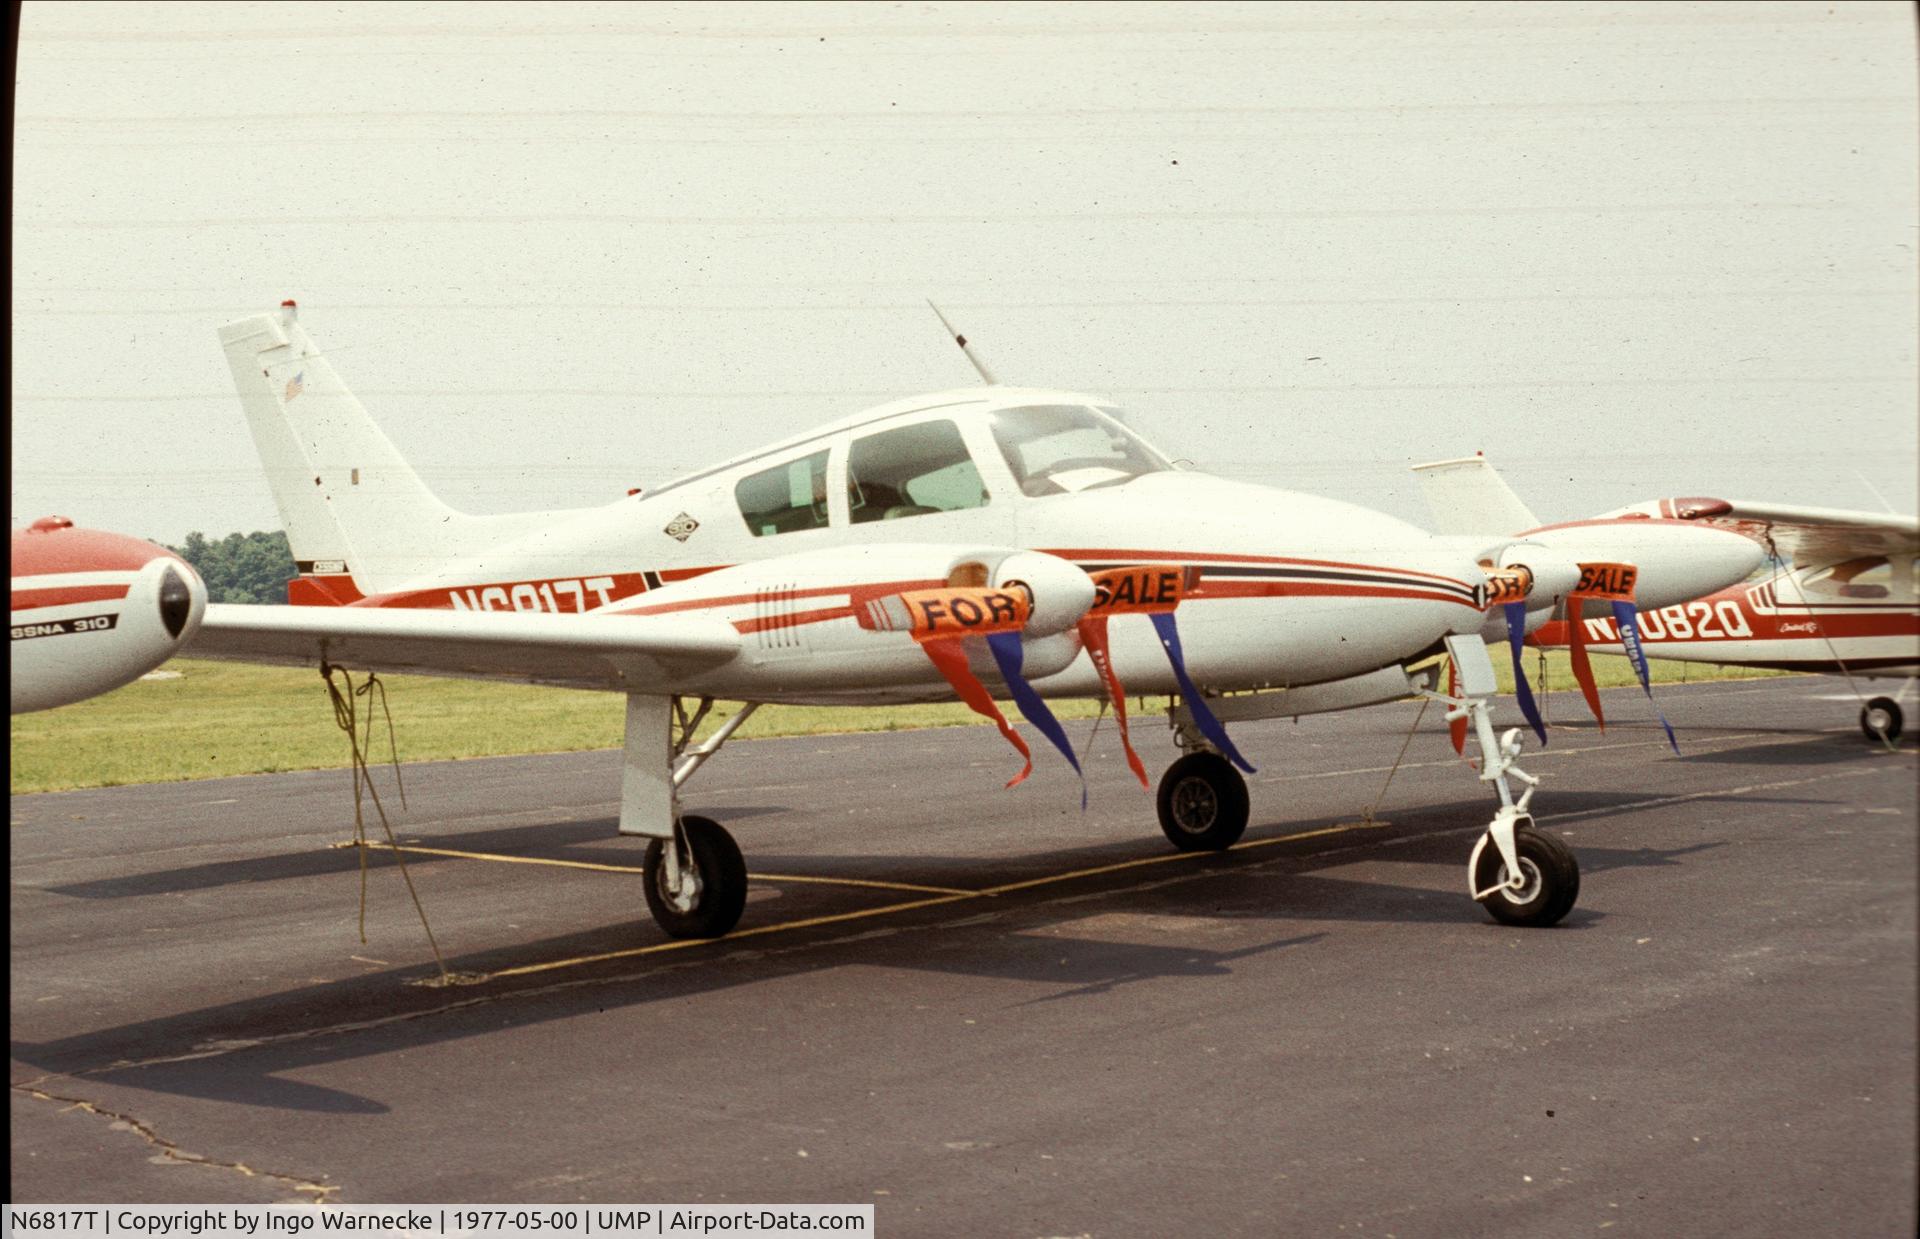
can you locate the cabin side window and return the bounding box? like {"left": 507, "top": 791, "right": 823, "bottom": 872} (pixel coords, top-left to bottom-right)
{"left": 1803, "top": 556, "right": 1892, "bottom": 599}
{"left": 735, "top": 449, "right": 831, "bottom": 537}
{"left": 847, "top": 419, "right": 990, "bottom": 524}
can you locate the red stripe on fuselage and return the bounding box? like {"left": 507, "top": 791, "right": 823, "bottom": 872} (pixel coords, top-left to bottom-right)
{"left": 1040, "top": 547, "right": 1472, "bottom": 589}
{"left": 622, "top": 579, "right": 945, "bottom": 620}
{"left": 10, "top": 583, "right": 131, "bottom": 612}
{"left": 659, "top": 566, "right": 726, "bottom": 583}
{"left": 1514, "top": 516, "right": 1732, "bottom": 536}
{"left": 1190, "top": 580, "right": 1480, "bottom": 607}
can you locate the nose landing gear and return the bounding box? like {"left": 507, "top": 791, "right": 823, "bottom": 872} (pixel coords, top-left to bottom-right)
{"left": 1433, "top": 635, "right": 1580, "bottom": 928}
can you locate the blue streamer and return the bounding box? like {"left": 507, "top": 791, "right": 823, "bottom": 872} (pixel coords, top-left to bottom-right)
{"left": 1148, "top": 612, "right": 1256, "bottom": 774}
{"left": 1610, "top": 600, "right": 1680, "bottom": 754}
{"left": 986, "top": 631, "right": 1086, "bottom": 808}
{"left": 1504, "top": 600, "right": 1548, "bottom": 746}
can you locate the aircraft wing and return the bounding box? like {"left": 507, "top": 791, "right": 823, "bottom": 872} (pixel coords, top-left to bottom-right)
{"left": 1603, "top": 499, "right": 1920, "bottom": 567}
{"left": 189, "top": 604, "right": 744, "bottom": 692}
{"left": 1704, "top": 501, "right": 1917, "bottom": 566}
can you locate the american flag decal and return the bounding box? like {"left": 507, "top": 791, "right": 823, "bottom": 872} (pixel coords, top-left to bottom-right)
{"left": 284, "top": 372, "right": 305, "bottom": 402}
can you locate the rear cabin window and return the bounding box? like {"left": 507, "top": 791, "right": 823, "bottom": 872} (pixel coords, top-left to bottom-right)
{"left": 736, "top": 449, "right": 830, "bottom": 537}
{"left": 1804, "top": 557, "right": 1892, "bottom": 599}
{"left": 847, "top": 420, "right": 990, "bottom": 524}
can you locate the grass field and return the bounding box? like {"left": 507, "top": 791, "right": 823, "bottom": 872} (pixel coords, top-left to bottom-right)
{"left": 10, "top": 654, "right": 1791, "bottom": 794}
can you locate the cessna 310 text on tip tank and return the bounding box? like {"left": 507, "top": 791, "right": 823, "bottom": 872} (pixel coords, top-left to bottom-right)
{"left": 53, "top": 302, "right": 1769, "bottom": 940}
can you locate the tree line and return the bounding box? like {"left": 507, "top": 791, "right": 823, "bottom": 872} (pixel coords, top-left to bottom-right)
{"left": 167, "top": 530, "right": 298, "bottom": 604}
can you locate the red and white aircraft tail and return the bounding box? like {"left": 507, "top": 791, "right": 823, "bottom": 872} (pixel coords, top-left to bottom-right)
{"left": 218, "top": 301, "right": 590, "bottom": 603}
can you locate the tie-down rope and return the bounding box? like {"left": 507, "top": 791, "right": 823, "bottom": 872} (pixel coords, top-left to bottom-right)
{"left": 321, "top": 662, "right": 451, "bottom": 984}
{"left": 1357, "top": 696, "right": 1433, "bottom": 827}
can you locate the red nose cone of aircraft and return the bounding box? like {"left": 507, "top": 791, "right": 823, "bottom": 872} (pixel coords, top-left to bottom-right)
{"left": 12, "top": 519, "right": 186, "bottom": 578}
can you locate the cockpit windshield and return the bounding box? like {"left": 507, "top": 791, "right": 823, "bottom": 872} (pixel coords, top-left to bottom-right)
{"left": 988, "top": 405, "right": 1171, "bottom": 497}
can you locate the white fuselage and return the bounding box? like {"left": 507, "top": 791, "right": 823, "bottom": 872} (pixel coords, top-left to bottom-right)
{"left": 301, "top": 388, "right": 1496, "bottom": 704}
{"left": 1556, "top": 558, "right": 1920, "bottom": 679}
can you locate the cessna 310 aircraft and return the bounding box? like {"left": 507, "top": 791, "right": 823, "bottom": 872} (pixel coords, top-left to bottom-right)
{"left": 1536, "top": 498, "right": 1919, "bottom": 743}
{"left": 1412, "top": 457, "right": 1920, "bottom": 744}
{"left": 10, "top": 518, "right": 208, "bottom": 713}
{"left": 14, "top": 303, "right": 1769, "bottom": 940}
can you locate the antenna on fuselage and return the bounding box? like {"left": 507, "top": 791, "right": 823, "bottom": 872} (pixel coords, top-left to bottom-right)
{"left": 927, "top": 300, "right": 999, "bottom": 386}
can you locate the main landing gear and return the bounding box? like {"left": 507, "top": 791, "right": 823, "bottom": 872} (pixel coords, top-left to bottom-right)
{"left": 1157, "top": 751, "right": 1250, "bottom": 851}
{"left": 1860, "top": 696, "right": 1903, "bottom": 744}
{"left": 624, "top": 694, "right": 759, "bottom": 939}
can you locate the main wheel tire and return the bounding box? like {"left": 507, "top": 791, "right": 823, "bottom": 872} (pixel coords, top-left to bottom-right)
{"left": 1475, "top": 827, "right": 1580, "bottom": 928}
{"left": 1156, "top": 752, "right": 1251, "bottom": 851}
{"left": 1860, "top": 697, "right": 1903, "bottom": 743}
{"left": 643, "top": 814, "right": 748, "bottom": 939}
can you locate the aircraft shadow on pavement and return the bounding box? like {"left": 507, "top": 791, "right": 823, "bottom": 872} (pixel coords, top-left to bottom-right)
{"left": 1678, "top": 735, "right": 1899, "bottom": 766}
{"left": 42, "top": 808, "right": 788, "bottom": 900}
{"left": 15, "top": 802, "right": 1626, "bottom": 1115}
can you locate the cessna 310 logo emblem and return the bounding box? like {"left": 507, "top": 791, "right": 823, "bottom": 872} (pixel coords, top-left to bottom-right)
{"left": 664, "top": 512, "right": 700, "bottom": 542}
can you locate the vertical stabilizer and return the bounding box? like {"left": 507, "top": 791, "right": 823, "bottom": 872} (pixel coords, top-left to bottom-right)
{"left": 218, "top": 303, "right": 579, "bottom": 598}
{"left": 1411, "top": 455, "right": 1541, "bottom": 537}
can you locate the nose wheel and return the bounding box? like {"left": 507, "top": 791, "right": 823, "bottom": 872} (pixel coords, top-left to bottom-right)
{"left": 643, "top": 814, "right": 747, "bottom": 939}
{"left": 1860, "top": 697, "right": 1903, "bottom": 743}
{"left": 1156, "top": 751, "right": 1250, "bottom": 851}
{"left": 1472, "top": 824, "right": 1579, "bottom": 927}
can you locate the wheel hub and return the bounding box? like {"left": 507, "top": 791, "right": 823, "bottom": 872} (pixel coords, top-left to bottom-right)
{"left": 1170, "top": 776, "right": 1218, "bottom": 833}
{"left": 1496, "top": 857, "right": 1543, "bottom": 905}
{"left": 659, "top": 845, "right": 703, "bottom": 913}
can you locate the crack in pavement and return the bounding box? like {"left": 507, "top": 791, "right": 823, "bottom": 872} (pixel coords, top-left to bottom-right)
{"left": 14, "top": 1080, "right": 340, "bottom": 1203}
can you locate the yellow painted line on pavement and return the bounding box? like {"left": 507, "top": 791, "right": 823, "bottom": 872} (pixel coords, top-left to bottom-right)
{"left": 451, "top": 821, "right": 1376, "bottom": 985}
{"left": 337, "top": 840, "right": 980, "bottom": 896}
{"left": 752, "top": 872, "right": 982, "bottom": 897}
{"left": 333, "top": 840, "right": 647, "bottom": 874}
{"left": 472, "top": 892, "right": 978, "bottom": 982}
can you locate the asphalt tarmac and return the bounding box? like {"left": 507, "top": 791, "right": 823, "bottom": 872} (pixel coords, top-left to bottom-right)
{"left": 10, "top": 678, "right": 1917, "bottom": 1236}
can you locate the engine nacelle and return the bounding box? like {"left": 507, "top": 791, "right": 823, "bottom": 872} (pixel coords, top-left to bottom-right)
{"left": 623, "top": 542, "right": 1098, "bottom": 697}
{"left": 11, "top": 518, "right": 209, "bottom": 714}
{"left": 1510, "top": 522, "right": 1763, "bottom": 612}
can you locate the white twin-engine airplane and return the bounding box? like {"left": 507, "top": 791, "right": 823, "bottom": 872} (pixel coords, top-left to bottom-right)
{"left": 1412, "top": 457, "right": 1920, "bottom": 744}
{"left": 12, "top": 303, "right": 1767, "bottom": 939}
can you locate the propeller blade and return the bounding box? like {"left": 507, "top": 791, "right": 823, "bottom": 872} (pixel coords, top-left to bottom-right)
{"left": 986, "top": 631, "right": 1085, "bottom": 807}
{"left": 1503, "top": 599, "right": 1549, "bottom": 745}
{"left": 1567, "top": 595, "right": 1607, "bottom": 729}
{"left": 1609, "top": 599, "right": 1680, "bottom": 754}
{"left": 887, "top": 584, "right": 1038, "bottom": 784}
{"left": 1150, "top": 611, "right": 1256, "bottom": 774}
{"left": 1076, "top": 612, "right": 1149, "bottom": 789}
{"left": 1567, "top": 562, "right": 1679, "bottom": 753}
{"left": 1479, "top": 566, "right": 1548, "bottom": 745}
{"left": 920, "top": 637, "right": 1033, "bottom": 787}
